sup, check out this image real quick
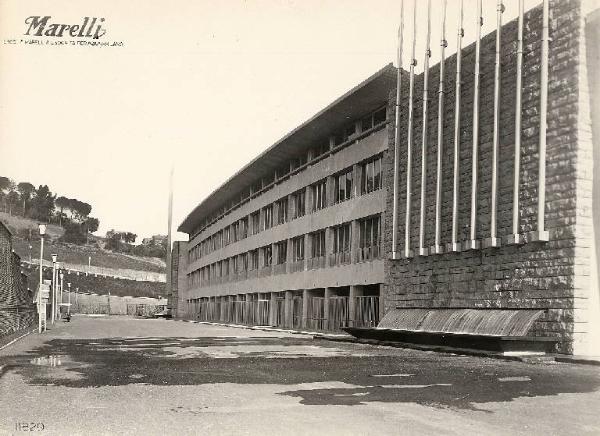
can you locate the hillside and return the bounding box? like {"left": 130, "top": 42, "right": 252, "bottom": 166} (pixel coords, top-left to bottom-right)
{"left": 1, "top": 212, "right": 166, "bottom": 274}
{"left": 27, "top": 265, "right": 165, "bottom": 299}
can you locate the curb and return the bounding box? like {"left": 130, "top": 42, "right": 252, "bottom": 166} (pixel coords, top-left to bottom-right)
{"left": 0, "top": 328, "right": 36, "bottom": 352}
{"left": 172, "top": 318, "right": 600, "bottom": 366}
{"left": 555, "top": 356, "right": 600, "bottom": 367}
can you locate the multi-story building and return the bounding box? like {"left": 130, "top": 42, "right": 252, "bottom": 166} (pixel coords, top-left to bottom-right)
{"left": 174, "top": 0, "right": 600, "bottom": 355}
{"left": 176, "top": 64, "right": 396, "bottom": 330}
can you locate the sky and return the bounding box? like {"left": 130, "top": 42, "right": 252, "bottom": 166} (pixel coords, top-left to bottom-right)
{"left": 0, "top": 0, "right": 582, "bottom": 243}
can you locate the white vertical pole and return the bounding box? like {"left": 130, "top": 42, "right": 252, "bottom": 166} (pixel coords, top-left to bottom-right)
{"left": 469, "top": 0, "right": 483, "bottom": 250}
{"left": 391, "top": 0, "right": 405, "bottom": 260}
{"left": 535, "top": 0, "right": 550, "bottom": 242}
{"left": 511, "top": 0, "right": 525, "bottom": 244}
{"left": 486, "top": 0, "right": 504, "bottom": 248}
{"left": 38, "top": 236, "right": 43, "bottom": 333}
{"left": 433, "top": 0, "right": 448, "bottom": 255}
{"left": 166, "top": 167, "right": 174, "bottom": 308}
{"left": 418, "top": 0, "right": 432, "bottom": 257}
{"left": 404, "top": 0, "right": 418, "bottom": 259}
{"left": 450, "top": 0, "right": 464, "bottom": 252}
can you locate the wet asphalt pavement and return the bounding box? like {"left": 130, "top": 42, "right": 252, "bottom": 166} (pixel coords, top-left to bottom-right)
{"left": 1, "top": 316, "right": 599, "bottom": 435}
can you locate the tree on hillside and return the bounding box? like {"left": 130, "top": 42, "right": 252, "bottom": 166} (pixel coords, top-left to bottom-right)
{"left": 6, "top": 190, "right": 19, "bottom": 215}
{"left": 83, "top": 216, "right": 99, "bottom": 244}
{"left": 0, "top": 177, "right": 14, "bottom": 213}
{"left": 55, "top": 196, "right": 70, "bottom": 226}
{"left": 30, "top": 185, "right": 55, "bottom": 222}
{"left": 59, "top": 221, "right": 87, "bottom": 244}
{"left": 17, "top": 182, "right": 35, "bottom": 217}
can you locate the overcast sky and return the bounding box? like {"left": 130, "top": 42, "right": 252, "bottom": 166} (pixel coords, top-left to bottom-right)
{"left": 0, "top": 0, "right": 578, "bottom": 242}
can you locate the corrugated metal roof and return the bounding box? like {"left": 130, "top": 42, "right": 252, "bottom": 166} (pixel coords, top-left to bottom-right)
{"left": 178, "top": 63, "right": 398, "bottom": 234}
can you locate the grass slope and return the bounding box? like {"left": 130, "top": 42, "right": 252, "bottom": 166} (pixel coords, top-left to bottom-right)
{"left": 1, "top": 212, "right": 165, "bottom": 273}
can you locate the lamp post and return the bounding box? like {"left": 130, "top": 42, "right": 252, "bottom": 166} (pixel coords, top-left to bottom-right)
{"left": 51, "top": 254, "right": 57, "bottom": 324}
{"left": 60, "top": 271, "right": 64, "bottom": 318}
{"left": 67, "top": 283, "right": 71, "bottom": 315}
{"left": 38, "top": 224, "right": 46, "bottom": 333}
{"left": 87, "top": 256, "right": 91, "bottom": 276}
{"left": 56, "top": 262, "right": 61, "bottom": 319}
{"left": 29, "top": 244, "right": 32, "bottom": 263}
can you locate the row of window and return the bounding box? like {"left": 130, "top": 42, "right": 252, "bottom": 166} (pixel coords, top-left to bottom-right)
{"left": 187, "top": 215, "right": 381, "bottom": 287}
{"left": 191, "top": 106, "right": 388, "bottom": 238}
{"left": 188, "top": 155, "right": 384, "bottom": 264}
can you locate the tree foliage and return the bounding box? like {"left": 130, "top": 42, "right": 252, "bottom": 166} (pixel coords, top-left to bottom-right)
{"left": 0, "top": 176, "right": 101, "bottom": 245}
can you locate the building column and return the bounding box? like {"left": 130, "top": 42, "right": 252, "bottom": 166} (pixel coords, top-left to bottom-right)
{"left": 325, "top": 227, "right": 333, "bottom": 265}
{"left": 305, "top": 233, "right": 312, "bottom": 270}
{"left": 269, "top": 292, "right": 277, "bottom": 326}
{"left": 273, "top": 200, "right": 280, "bottom": 226}
{"left": 378, "top": 284, "right": 385, "bottom": 323}
{"left": 349, "top": 285, "right": 363, "bottom": 327}
{"left": 284, "top": 290, "right": 293, "bottom": 329}
{"left": 327, "top": 175, "right": 335, "bottom": 207}
{"left": 302, "top": 289, "right": 310, "bottom": 329}
{"left": 324, "top": 287, "right": 332, "bottom": 331}
{"left": 351, "top": 219, "right": 360, "bottom": 264}
{"left": 353, "top": 163, "right": 362, "bottom": 198}
{"left": 286, "top": 238, "right": 293, "bottom": 273}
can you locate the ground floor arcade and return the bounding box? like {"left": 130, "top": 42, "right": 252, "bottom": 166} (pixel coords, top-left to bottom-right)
{"left": 180, "top": 284, "right": 382, "bottom": 332}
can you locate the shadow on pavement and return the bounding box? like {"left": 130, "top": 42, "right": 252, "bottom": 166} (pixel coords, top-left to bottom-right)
{"left": 1, "top": 336, "right": 599, "bottom": 410}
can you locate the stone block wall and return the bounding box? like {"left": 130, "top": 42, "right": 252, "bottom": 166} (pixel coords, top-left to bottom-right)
{"left": 383, "top": 0, "right": 598, "bottom": 354}
{"left": 0, "top": 222, "right": 35, "bottom": 338}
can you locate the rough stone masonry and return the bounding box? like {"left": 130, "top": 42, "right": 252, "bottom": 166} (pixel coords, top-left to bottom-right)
{"left": 384, "top": 0, "right": 600, "bottom": 355}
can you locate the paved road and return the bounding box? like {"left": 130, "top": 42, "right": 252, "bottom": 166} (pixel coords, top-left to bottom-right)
{"left": 1, "top": 316, "right": 599, "bottom": 436}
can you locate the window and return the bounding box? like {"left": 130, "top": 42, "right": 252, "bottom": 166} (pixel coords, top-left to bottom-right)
{"left": 222, "top": 259, "right": 229, "bottom": 276}
{"left": 373, "top": 107, "right": 387, "bottom": 125}
{"left": 361, "top": 114, "right": 373, "bottom": 131}
{"left": 311, "top": 144, "right": 329, "bottom": 160}
{"left": 333, "top": 223, "right": 352, "bottom": 254}
{"left": 262, "top": 245, "right": 272, "bottom": 267}
{"left": 290, "top": 154, "right": 307, "bottom": 171}
{"left": 292, "top": 189, "right": 306, "bottom": 219}
{"left": 239, "top": 217, "right": 248, "bottom": 240}
{"left": 224, "top": 226, "right": 231, "bottom": 245}
{"left": 311, "top": 230, "right": 326, "bottom": 258}
{"left": 251, "top": 211, "right": 260, "bottom": 235}
{"left": 292, "top": 236, "right": 305, "bottom": 261}
{"left": 239, "top": 253, "right": 248, "bottom": 272}
{"left": 361, "top": 156, "right": 383, "bottom": 194}
{"left": 359, "top": 215, "right": 381, "bottom": 261}
{"left": 232, "top": 221, "right": 239, "bottom": 242}
{"left": 276, "top": 198, "right": 288, "bottom": 225}
{"left": 334, "top": 168, "right": 353, "bottom": 203}
{"left": 275, "top": 241, "right": 287, "bottom": 264}
{"left": 249, "top": 249, "right": 259, "bottom": 270}
{"left": 263, "top": 204, "right": 273, "bottom": 230}
{"left": 231, "top": 256, "right": 238, "bottom": 273}
{"left": 312, "top": 180, "right": 327, "bottom": 211}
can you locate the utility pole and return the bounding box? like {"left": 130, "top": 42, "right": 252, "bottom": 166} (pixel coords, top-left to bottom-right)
{"left": 166, "top": 167, "right": 174, "bottom": 313}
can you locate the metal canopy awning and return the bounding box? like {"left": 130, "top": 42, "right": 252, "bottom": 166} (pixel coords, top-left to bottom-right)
{"left": 178, "top": 63, "right": 398, "bottom": 234}
{"left": 378, "top": 308, "right": 545, "bottom": 337}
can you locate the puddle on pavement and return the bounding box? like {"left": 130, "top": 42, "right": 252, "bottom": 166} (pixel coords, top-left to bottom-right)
{"left": 498, "top": 376, "right": 532, "bottom": 382}
{"left": 30, "top": 356, "right": 63, "bottom": 367}
{"left": 28, "top": 355, "right": 86, "bottom": 369}
{"left": 371, "top": 373, "right": 414, "bottom": 378}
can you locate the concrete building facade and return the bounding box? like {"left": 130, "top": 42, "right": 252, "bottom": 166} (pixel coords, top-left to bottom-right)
{"left": 174, "top": 0, "right": 600, "bottom": 354}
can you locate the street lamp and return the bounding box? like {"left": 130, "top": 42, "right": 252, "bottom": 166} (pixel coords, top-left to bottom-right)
{"left": 51, "top": 254, "right": 57, "bottom": 324}
{"left": 67, "top": 283, "right": 71, "bottom": 315}
{"left": 38, "top": 224, "right": 46, "bottom": 333}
